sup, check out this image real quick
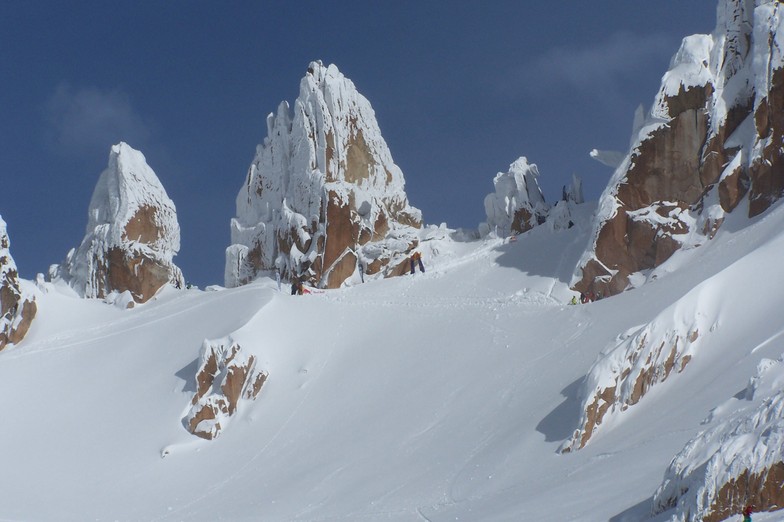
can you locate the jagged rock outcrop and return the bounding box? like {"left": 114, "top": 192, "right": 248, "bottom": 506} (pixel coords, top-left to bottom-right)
{"left": 184, "top": 337, "right": 268, "bottom": 440}
{"left": 481, "top": 157, "right": 548, "bottom": 237}
{"left": 226, "top": 61, "right": 422, "bottom": 289}
{"left": 562, "top": 282, "right": 718, "bottom": 452}
{"left": 574, "top": 0, "right": 784, "bottom": 297}
{"left": 0, "top": 216, "right": 36, "bottom": 350}
{"left": 653, "top": 357, "right": 784, "bottom": 521}
{"left": 51, "top": 142, "right": 184, "bottom": 304}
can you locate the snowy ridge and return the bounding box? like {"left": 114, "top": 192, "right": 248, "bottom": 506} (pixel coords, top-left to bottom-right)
{"left": 563, "top": 281, "right": 717, "bottom": 452}
{"left": 481, "top": 156, "right": 548, "bottom": 237}
{"left": 227, "top": 61, "right": 421, "bottom": 288}
{"left": 653, "top": 356, "right": 784, "bottom": 521}
{"left": 53, "top": 142, "right": 183, "bottom": 301}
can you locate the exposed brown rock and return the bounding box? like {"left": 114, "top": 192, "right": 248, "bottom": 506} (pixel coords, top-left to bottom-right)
{"left": 185, "top": 340, "right": 268, "bottom": 440}
{"left": 704, "top": 463, "right": 784, "bottom": 522}
{"left": 749, "top": 68, "right": 784, "bottom": 217}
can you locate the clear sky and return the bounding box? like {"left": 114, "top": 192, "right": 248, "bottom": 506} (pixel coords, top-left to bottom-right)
{"left": 1, "top": 1, "right": 716, "bottom": 287}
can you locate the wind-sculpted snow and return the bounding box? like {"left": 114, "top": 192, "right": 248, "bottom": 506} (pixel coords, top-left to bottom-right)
{"left": 562, "top": 283, "right": 720, "bottom": 452}
{"left": 653, "top": 356, "right": 784, "bottom": 521}
{"left": 573, "top": 0, "right": 784, "bottom": 297}
{"left": 51, "top": 142, "right": 184, "bottom": 304}
{"left": 226, "top": 61, "right": 421, "bottom": 290}
{"left": 481, "top": 157, "right": 548, "bottom": 237}
{"left": 184, "top": 336, "right": 268, "bottom": 440}
{"left": 0, "top": 216, "right": 36, "bottom": 350}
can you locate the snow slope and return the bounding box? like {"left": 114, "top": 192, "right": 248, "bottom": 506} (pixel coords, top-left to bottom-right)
{"left": 2, "top": 199, "right": 784, "bottom": 521}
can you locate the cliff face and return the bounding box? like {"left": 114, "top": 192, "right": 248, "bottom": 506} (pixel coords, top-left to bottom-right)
{"left": 52, "top": 142, "right": 184, "bottom": 304}
{"left": 0, "top": 216, "right": 36, "bottom": 350}
{"left": 226, "top": 61, "right": 422, "bottom": 290}
{"left": 574, "top": 0, "right": 784, "bottom": 297}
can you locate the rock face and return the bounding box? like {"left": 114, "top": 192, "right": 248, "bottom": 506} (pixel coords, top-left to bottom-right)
{"left": 184, "top": 337, "right": 268, "bottom": 440}
{"left": 481, "top": 157, "right": 548, "bottom": 237}
{"left": 653, "top": 356, "right": 784, "bottom": 521}
{"left": 52, "top": 142, "right": 184, "bottom": 303}
{"left": 226, "top": 61, "right": 422, "bottom": 289}
{"left": 573, "top": 0, "right": 784, "bottom": 297}
{"left": 0, "top": 216, "right": 36, "bottom": 350}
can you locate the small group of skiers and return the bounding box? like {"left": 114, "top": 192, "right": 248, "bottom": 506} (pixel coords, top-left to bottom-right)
{"left": 569, "top": 290, "right": 603, "bottom": 305}
{"left": 288, "top": 251, "right": 426, "bottom": 295}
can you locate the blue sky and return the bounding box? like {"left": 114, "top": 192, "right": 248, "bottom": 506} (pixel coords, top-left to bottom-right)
{"left": 1, "top": 1, "right": 716, "bottom": 287}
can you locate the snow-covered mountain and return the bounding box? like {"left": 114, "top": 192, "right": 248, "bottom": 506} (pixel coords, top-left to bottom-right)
{"left": 574, "top": 0, "right": 784, "bottom": 298}
{"left": 50, "top": 142, "right": 184, "bottom": 304}
{"left": 226, "top": 61, "right": 422, "bottom": 290}
{"left": 1, "top": 1, "right": 784, "bottom": 521}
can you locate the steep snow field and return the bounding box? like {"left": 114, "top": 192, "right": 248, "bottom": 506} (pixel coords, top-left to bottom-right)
{"left": 2, "top": 201, "right": 784, "bottom": 521}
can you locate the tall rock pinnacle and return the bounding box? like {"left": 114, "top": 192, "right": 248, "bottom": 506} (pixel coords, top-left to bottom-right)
{"left": 226, "top": 61, "right": 422, "bottom": 289}
{"left": 52, "top": 142, "right": 184, "bottom": 303}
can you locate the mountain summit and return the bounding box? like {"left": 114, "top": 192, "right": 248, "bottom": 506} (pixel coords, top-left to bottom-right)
{"left": 226, "top": 61, "right": 422, "bottom": 290}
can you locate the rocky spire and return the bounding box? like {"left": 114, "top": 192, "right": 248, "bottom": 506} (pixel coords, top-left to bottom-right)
{"left": 481, "top": 157, "right": 548, "bottom": 237}
{"left": 226, "top": 61, "right": 422, "bottom": 289}
{"left": 52, "top": 142, "right": 184, "bottom": 304}
{"left": 0, "top": 216, "right": 36, "bottom": 350}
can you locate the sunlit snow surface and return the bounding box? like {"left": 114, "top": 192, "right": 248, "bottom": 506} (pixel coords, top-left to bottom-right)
{"left": 2, "top": 201, "right": 784, "bottom": 521}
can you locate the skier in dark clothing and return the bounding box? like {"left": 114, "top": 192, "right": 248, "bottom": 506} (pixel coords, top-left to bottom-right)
{"left": 410, "top": 251, "right": 425, "bottom": 275}
{"left": 291, "top": 279, "right": 303, "bottom": 295}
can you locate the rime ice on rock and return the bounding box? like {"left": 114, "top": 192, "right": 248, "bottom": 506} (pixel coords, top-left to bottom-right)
{"left": 481, "top": 157, "right": 548, "bottom": 237}
{"left": 51, "top": 142, "right": 184, "bottom": 304}
{"left": 0, "top": 216, "right": 36, "bottom": 350}
{"left": 653, "top": 356, "right": 784, "bottom": 521}
{"left": 573, "top": 0, "right": 784, "bottom": 298}
{"left": 226, "top": 61, "right": 422, "bottom": 289}
{"left": 184, "top": 336, "right": 268, "bottom": 440}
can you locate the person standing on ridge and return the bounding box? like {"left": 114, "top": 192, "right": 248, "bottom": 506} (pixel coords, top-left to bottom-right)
{"left": 742, "top": 504, "right": 753, "bottom": 522}
{"left": 410, "top": 251, "right": 425, "bottom": 275}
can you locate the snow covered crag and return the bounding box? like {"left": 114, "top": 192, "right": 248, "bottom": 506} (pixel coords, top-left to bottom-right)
{"left": 226, "top": 61, "right": 422, "bottom": 289}
{"left": 51, "top": 142, "right": 184, "bottom": 304}
{"left": 184, "top": 336, "right": 268, "bottom": 440}
{"left": 0, "top": 216, "right": 36, "bottom": 350}
{"left": 653, "top": 356, "right": 784, "bottom": 521}
{"left": 574, "top": 0, "right": 784, "bottom": 297}
{"left": 480, "top": 157, "right": 548, "bottom": 237}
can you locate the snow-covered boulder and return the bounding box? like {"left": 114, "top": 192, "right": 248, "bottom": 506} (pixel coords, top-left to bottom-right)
{"left": 226, "top": 61, "right": 422, "bottom": 289}
{"left": 0, "top": 216, "right": 36, "bottom": 350}
{"left": 184, "top": 337, "right": 268, "bottom": 440}
{"left": 573, "top": 0, "right": 784, "bottom": 297}
{"left": 51, "top": 142, "right": 184, "bottom": 304}
{"left": 653, "top": 356, "right": 784, "bottom": 521}
{"left": 481, "top": 157, "right": 548, "bottom": 237}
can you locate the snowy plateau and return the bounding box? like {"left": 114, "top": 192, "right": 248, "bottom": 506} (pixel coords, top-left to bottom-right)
{"left": 3, "top": 1, "right": 784, "bottom": 521}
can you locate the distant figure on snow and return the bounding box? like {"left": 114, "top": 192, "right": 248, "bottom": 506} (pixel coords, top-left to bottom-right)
{"left": 742, "top": 504, "right": 753, "bottom": 522}
{"left": 569, "top": 295, "right": 578, "bottom": 305}
{"left": 410, "top": 251, "right": 425, "bottom": 275}
{"left": 291, "top": 278, "right": 303, "bottom": 296}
